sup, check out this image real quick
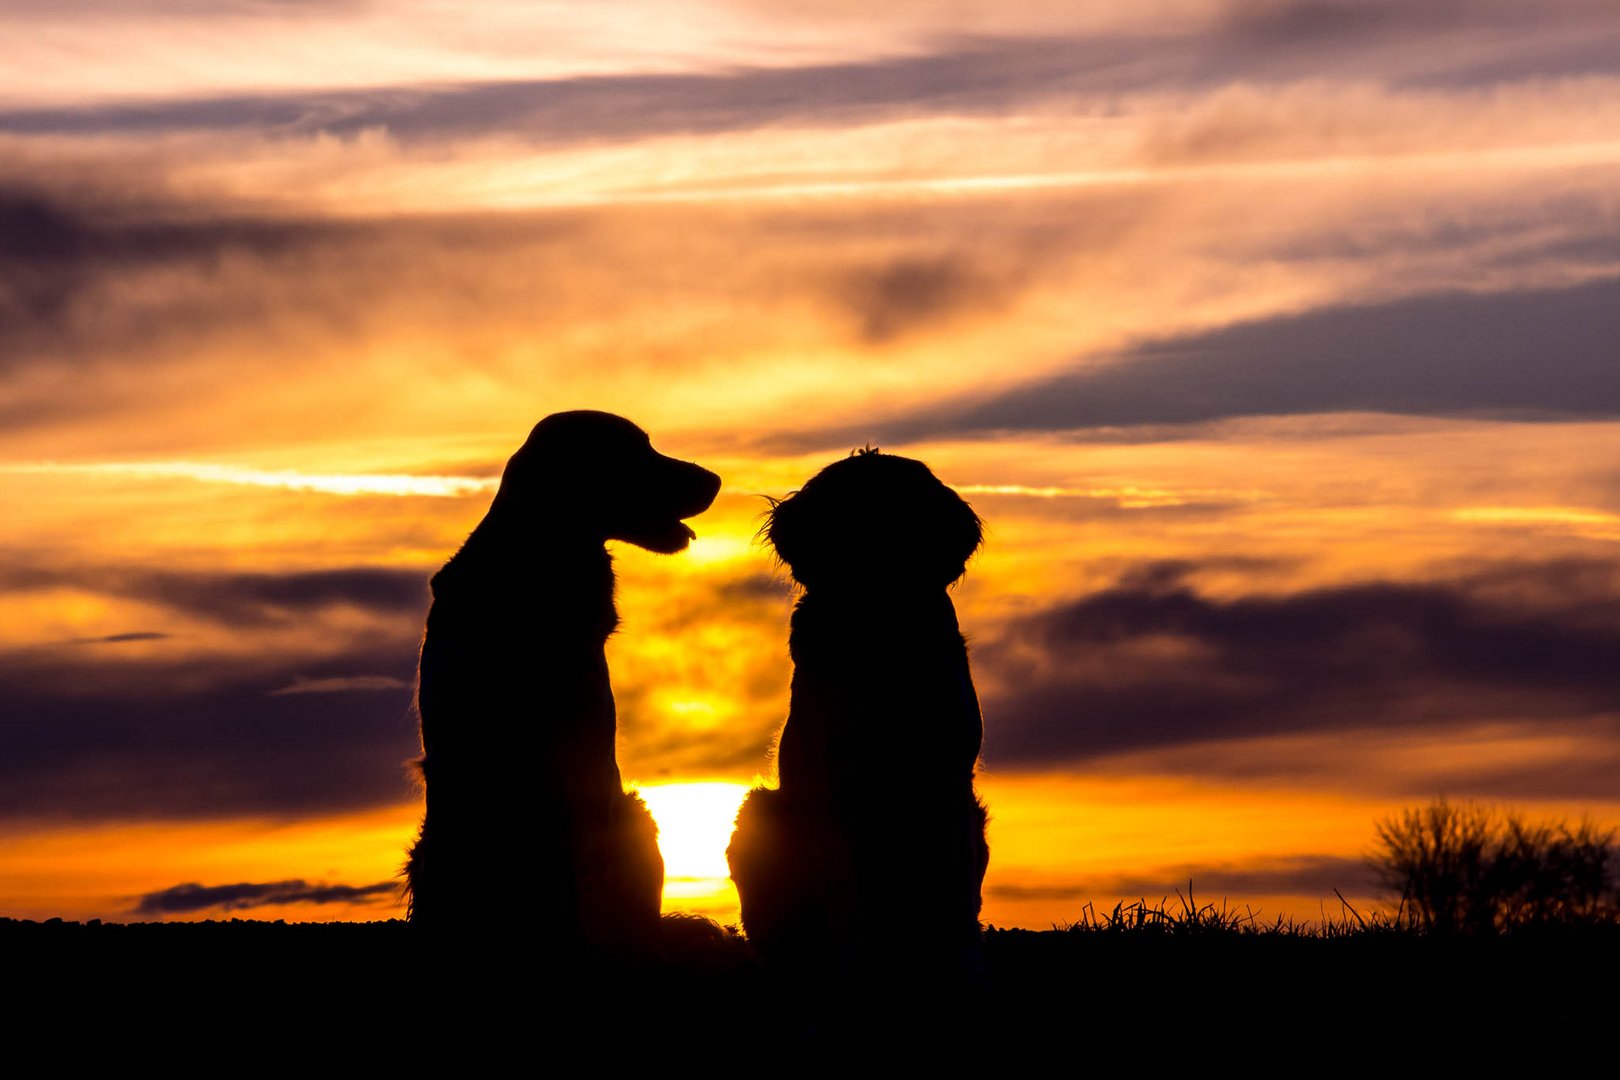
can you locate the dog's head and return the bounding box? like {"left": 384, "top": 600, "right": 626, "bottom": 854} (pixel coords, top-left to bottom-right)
{"left": 767, "top": 448, "right": 982, "bottom": 589}
{"left": 488, "top": 411, "right": 721, "bottom": 553}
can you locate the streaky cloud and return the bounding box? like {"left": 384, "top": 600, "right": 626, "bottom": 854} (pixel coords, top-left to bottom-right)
{"left": 1, "top": 563, "right": 430, "bottom": 629}
{"left": 269, "top": 674, "right": 410, "bottom": 696}
{"left": 68, "top": 632, "right": 169, "bottom": 645}
{"left": 988, "top": 854, "right": 1379, "bottom": 903}
{"left": 5, "top": 13, "right": 1618, "bottom": 144}
{"left": 0, "top": 635, "right": 421, "bottom": 820}
{"left": 886, "top": 277, "right": 1620, "bottom": 438}
{"left": 134, "top": 878, "right": 397, "bottom": 916}
{"left": 2, "top": 461, "right": 497, "bottom": 498}
{"left": 977, "top": 557, "right": 1620, "bottom": 765}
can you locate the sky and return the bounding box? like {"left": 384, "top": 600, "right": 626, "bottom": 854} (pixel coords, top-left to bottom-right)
{"left": 3, "top": 0, "right": 1618, "bottom": 927}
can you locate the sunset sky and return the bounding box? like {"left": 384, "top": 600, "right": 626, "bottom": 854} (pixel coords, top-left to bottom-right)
{"left": 3, "top": 0, "right": 1618, "bottom": 928}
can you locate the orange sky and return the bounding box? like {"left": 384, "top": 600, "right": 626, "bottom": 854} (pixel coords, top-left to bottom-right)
{"left": 2, "top": 0, "right": 1618, "bottom": 926}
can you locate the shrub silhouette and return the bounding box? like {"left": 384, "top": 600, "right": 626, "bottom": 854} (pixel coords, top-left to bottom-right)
{"left": 1372, "top": 798, "right": 1618, "bottom": 934}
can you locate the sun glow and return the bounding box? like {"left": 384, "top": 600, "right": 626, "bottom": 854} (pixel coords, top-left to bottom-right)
{"left": 637, "top": 781, "right": 752, "bottom": 919}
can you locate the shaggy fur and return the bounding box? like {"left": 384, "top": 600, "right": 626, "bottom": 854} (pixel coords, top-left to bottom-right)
{"left": 405, "top": 411, "right": 720, "bottom": 953}
{"left": 727, "top": 448, "right": 989, "bottom": 980}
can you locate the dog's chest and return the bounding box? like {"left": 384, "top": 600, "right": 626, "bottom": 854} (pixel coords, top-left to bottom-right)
{"left": 418, "top": 556, "right": 620, "bottom": 758}
{"left": 777, "top": 594, "right": 983, "bottom": 793}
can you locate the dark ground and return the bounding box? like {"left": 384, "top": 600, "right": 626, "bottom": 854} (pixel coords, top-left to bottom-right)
{"left": 8, "top": 915, "right": 1614, "bottom": 1064}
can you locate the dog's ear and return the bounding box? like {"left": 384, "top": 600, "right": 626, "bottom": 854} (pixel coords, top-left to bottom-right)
{"left": 923, "top": 479, "right": 984, "bottom": 585}
{"left": 763, "top": 487, "right": 817, "bottom": 581}
{"left": 482, "top": 417, "right": 584, "bottom": 531}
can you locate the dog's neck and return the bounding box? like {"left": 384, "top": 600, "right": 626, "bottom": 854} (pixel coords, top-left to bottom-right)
{"left": 432, "top": 517, "right": 619, "bottom": 638}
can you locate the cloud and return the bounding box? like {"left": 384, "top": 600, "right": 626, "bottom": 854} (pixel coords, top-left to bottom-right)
{"left": 2, "top": 115, "right": 1614, "bottom": 460}
{"left": 0, "top": 39, "right": 1259, "bottom": 142}
{"left": 838, "top": 256, "right": 1013, "bottom": 344}
{"left": 988, "top": 853, "right": 1380, "bottom": 903}
{"left": 1218, "top": 1, "right": 1620, "bottom": 87}
{"left": 269, "top": 674, "right": 410, "bottom": 695}
{"left": 0, "top": 188, "right": 330, "bottom": 306}
{"left": 976, "top": 558, "right": 1620, "bottom": 769}
{"left": 1, "top": 564, "right": 430, "bottom": 630}
{"left": 0, "top": 562, "right": 427, "bottom": 820}
{"left": 5, "top": 462, "right": 496, "bottom": 498}
{"left": 133, "top": 877, "right": 397, "bottom": 916}
{"left": 0, "top": 636, "right": 421, "bottom": 820}
{"left": 877, "top": 277, "right": 1620, "bottom": 439}
{"left": 4, "top": 7, "right": 1618, "bottom": 145}
{"left": 68, "top": 632, "right": 169, "bottom": 645}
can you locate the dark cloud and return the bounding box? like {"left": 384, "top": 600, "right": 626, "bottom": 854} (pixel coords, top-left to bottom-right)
{"left": 0, "top": 563, "right": 427, "bottom": 819}
{"left": 987, "top": 854, "right": 1380, "bottom": 904}
{"left": 0, "top": 40, "right": 1121, "bottom": 141}
{"left": 1, "top": 564, "right": 429, "bottom": 630}
{"left": 0, "top": 632, "right": 421, "bottom": 820}
{"left": 840, "top": 256, "right": 1007, "bottom": 344}
{"left": 69, "top": 632, "right": 169, "bottom": 645}
{"left": 5, "top": 11, "right": 1616, "bottom": 143}
{"left": 1443, "top": 741, "right": 1620, "bottom": 803}
{"left": 0, "top": 39, "right": 1197, "bottom": 141}
{"left": 267, "top": 674, "right": 411, "bottom": 696}
{"left": 175, "top": 567, "right": 428, "bottom": 624}
{"left": 1219, "top": 1, "right": 1620, "bottom": 87}
{"left": 134, "top": 878, "right": 397, "bottom": 917}
{"left": 0, "top": 188, "right": 351, "bottom": 367}
{"left": 977, "top": 559, "right": 1620, "bottom": 767}
{"left": 881, "top": 277, "right": 1620, "bottom": 439}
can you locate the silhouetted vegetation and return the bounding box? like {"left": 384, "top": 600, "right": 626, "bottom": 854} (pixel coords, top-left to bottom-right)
{"left": 7, "top": 901, "right": 1618, "bottom": 1057}
{"left": 1371, "top": 798, "right": 1619, "bottom": 935}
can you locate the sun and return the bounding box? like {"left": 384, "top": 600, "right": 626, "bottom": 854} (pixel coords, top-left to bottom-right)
{"left": 636, "top": 781, "right": 753, "bottom": 917}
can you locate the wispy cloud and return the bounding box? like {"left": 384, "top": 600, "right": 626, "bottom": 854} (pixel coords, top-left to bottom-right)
{"left": 134, "top": 877, "right": 397, "bottom": 916}
{"left": 269, "top": 674, "right": 410, "bottom": 696}
{"left": 0, "top": 461, "right": 495, "bottom": 497}
{"left": 987, "top": 853, "right": 1380, "bottom": 903}
{"left": 862, "top": 277, "right": 1620, "bottom": 441}
{"left": 68, "top": 631, "right": 170, "bottom": 645}
{"left": 959, "top": 484, "right": 1266, "bottom": 507}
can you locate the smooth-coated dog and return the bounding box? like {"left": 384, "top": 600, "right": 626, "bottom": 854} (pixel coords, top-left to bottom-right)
{"left": 727, "top": 448, "right": 989, "bottom": 981}
{"left": 405, "top": 411, "right": 720, "bottom": 954}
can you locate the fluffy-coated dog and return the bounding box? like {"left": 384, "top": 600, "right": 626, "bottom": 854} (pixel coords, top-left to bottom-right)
{"left": 405, "top": 411, "right": 720, "bottom": 953}
{"left": 727, "top": 448, "right": 989, "bottom": 980}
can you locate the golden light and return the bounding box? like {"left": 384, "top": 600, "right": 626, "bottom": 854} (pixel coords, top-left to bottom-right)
{"left": 637, "top": 781, "right": 753, "bottom": 920}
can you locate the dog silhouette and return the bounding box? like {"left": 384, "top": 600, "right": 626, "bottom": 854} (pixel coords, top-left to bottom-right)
{"left": 727, "top": 448, "right": 989, "bottom": 982}
{"left": 405, "top": 411, "right": 720, "bottom": 955}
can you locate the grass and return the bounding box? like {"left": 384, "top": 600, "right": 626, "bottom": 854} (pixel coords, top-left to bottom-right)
{"left": 6, "top": 897, "right": 1616, "bottom": 1057}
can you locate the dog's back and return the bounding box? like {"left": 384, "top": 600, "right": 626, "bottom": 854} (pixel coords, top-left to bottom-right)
{"left": 408, "top": 533, "right": 632, "bottom": 931}
{"left": 729, "top": 450, "right": 989, "bottom": 978}
{"left": 777, "top": 589, "right": 982, "bottom": 806}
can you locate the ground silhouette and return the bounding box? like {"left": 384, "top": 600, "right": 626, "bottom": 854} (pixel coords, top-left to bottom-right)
{"left": 405, "top": 411, "right": 719, "bottom": 956}
{"left": 12, "top": 911, "right": 1614, "bottom": 1059}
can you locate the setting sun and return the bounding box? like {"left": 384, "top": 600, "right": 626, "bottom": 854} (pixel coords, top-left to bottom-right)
{"left": 638, "top": 781, "right": 754, "bottom": 920}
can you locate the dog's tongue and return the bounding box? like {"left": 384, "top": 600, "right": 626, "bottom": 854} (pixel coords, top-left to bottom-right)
{"left": 624, "top": 518, "right": 697, "bottom": 553}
